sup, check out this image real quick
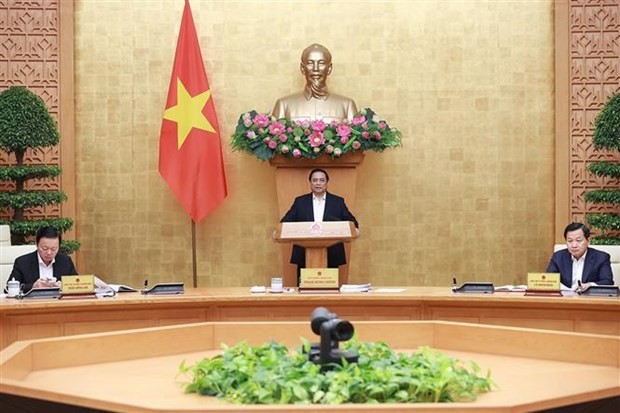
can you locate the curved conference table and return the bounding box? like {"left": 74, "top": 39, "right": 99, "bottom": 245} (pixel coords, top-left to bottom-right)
{"left": 1, "top": 286, "right": 619, "bottom": 349}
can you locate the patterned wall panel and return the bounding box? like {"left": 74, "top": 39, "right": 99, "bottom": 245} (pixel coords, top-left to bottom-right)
{"left": 0, "top": 0, "right": 62, "bottom": 220}
{"left": 569, "top": 0, "right": 620, "bottom": 224}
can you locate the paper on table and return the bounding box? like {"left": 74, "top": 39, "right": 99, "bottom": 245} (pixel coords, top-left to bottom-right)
{"left": 495, "top": 285, "right": 527, "bottom": 292}
{"left": 340, "top": 283, "right": 371, "bottom": 293}
{"left": 374, "top": 288, "right": 405, "bottom": 293}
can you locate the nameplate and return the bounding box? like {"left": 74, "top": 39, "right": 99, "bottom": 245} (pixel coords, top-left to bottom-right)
{"left": 141, "top": 283, "right": 184, "bottom": 295}
{"left": 527, "top": 273, "right": 560, "bottom": 291}
{"left": 61, "top": 275, "right": 94, "bottom": 295}
{"left": 20, "top": 287, "right": 61, "bottom": 300}
{"left": 580, "top": 286, "right": 620, "bottom": 297}
{"left": 300, "top": 268, "right": 339, "bottom": 289}
{"left": 452, "top": 282, "right": 494, "bottom": 294}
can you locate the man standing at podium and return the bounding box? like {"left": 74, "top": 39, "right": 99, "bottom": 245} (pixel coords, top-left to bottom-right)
{"left": 280, "top": 168, "right": 358, "bottom": 284}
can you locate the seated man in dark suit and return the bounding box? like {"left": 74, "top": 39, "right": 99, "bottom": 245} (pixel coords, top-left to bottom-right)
{"left": 546, "top": 222, "right": 613, "bottom": 291}
{"left": 8, "top": 226, "right": 78, "bottom": 292}
{"left": 280, "top": 168, "right": 359, "bottom": 284}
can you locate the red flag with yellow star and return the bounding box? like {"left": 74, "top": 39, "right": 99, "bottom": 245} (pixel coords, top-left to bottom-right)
{"left": 159, "top": 0, "right": 227, "bottom": 223}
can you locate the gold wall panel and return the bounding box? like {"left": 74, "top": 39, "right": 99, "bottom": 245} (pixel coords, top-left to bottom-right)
{"left": 71, "top": 0, "right": 557, "bottom": 288}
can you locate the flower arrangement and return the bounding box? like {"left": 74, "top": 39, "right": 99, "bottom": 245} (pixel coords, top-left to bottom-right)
{"left": 230, "top": 108, "right": 402, "bottom": 160}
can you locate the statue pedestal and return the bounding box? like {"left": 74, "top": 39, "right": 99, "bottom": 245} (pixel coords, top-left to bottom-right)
{"left": 270, "top": 152, "right": 364, "bottom": 287}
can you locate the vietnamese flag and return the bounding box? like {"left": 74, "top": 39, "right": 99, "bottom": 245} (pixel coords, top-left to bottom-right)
{"left": 159, "top": 0, "right": 227, "bottom": 223}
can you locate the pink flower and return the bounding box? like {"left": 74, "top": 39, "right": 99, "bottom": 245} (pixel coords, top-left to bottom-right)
{"left": 361, "top": 131, "right": 370, "bottom": 139}
{"left": 352, "top": 115, "right": 366, "bottom": 125}
{"left": 304, "top": 128, "right": 311, "bottom": 136}
{"left": 268, "top": 140, "right": 277, "bottom": 149}
{"left": 352, "top": 141, "right": 361, "bottom": 150}
{"left": 334, "top": 148, "right": 342, "bottom": 156}
{"left": 362, "top": 122, "right": 369, "bottom": 130}
{"left": 262, "top": 137, "right": 270, "bottom": 143}
{"left": 311, "top": 120, "right": 327, "bottom": 131}
{"left": 297, "top": 120, "right": 310, "bottom": 129}
{"left": 308, "top": 131, "right": 325, "bottom": 147}
{"left": 269, "top": 121, "right": 285, "bottom": 136}
{"left": 286, "top": 127, "right": 294, "bottom": 133}
{"left": 292, "top": 149, "right": 302, "bottom": 158}
{"left": 325, "top": 145, "right": 334, "bottom": 154}
{"left": 373, "top": 131, "right": 382, "bottom": 140}
{"left": 246, "top": 131, "right": 256, "bottom": 139}
{"left": 242, "top": 113, "right": 252, "bottom": 127}
{"left": 336, "top": 124, "right": 352, "bottom": 138}
{"left": 258, "top": 128, "right": 265, "bottom": 135}
{"left": 340, "top": 136, "right": 349, "bottom": 144}
{"left": 378, "top": 121, "right": 386, "bottom": 130}
{"left": 279, "top": 134, "right": 288, "bottom": 143}
{"left": 253, "top": 114, "right": 270, "bottom": 128}
{"left": 280, "top": 145, "right": 290, "bottom": 153}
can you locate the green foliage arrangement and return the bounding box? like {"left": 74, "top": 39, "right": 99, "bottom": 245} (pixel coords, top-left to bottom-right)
{"left": 231, "top": 108, "right": 402, "bottom": 161}
{"left": 0, "top": 86, "right": 79, "bottom": 253}
{"left": 586, "top": 92, "right": 620, "bottom": 245}
{"left": 179, "top": 339, "right": 493, "bottom": 405}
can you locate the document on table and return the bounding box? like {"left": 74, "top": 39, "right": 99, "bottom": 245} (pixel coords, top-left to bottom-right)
{"left": 374, "top": 288, "right": 406, "bottom": 293}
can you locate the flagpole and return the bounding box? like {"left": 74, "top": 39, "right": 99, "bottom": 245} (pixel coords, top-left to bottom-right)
{"left": 191, "top": 220, "right": 198, "bottom": 288}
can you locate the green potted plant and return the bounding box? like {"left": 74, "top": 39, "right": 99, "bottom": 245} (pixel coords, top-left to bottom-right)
{"left": 0, "top": 86, "right": 79, "bottom": 253}
{"left": 585, "top": 92, "right": 620, "bottom": 245}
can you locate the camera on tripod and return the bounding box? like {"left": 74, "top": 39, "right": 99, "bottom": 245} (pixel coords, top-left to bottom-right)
{"left": 306, "top": 307, "right": 358, "bottom": 369}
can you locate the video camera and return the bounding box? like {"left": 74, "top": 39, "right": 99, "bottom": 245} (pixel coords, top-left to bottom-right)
{"left": 307, "top": 307, "right": 358, "bottom": 369}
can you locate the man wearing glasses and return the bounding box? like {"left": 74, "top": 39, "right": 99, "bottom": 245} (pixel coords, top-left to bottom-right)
{"left": 7, "top": 226, "right": 78, "bottom": 292}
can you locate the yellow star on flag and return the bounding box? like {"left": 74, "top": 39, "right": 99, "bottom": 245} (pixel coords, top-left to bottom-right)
{"left": 163, "top": 78, "right": 215, "bottom": 149}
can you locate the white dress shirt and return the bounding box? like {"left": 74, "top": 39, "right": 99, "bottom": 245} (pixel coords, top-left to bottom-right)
{"left": 37, "top": 253, "right": 56, "bottom": 280}
{"left": 571, "top": 251, "right": 587, "bottom": 288}
{"left": 312, "top": 193, "right": 326, "bottom": 222}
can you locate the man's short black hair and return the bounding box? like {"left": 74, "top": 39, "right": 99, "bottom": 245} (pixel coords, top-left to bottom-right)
{"left": 36, "top": 226, "right": 62, "bottom": 244}
{"left": 563, "top": 222, "right": 590, "bottom": 240}
{"left": 308, "top": 168, "right": 329, "bottom": 182}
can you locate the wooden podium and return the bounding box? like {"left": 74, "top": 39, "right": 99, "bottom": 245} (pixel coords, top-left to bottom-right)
{"left": 274, "top": 221, "right": 358, "bottom": 286}
{"left": 270, "top": 153, "right": 364, "bottom": 287}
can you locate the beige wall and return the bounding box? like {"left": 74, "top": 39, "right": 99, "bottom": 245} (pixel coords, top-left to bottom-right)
{"left": 74, "top": 0, "right": 555, "bottom": 288}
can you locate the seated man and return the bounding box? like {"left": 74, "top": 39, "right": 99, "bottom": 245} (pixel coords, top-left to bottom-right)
{"left": 7, "top": 226, "right": 78, "bottom": 292}
{"left": 546, "top": 222, "right": 613, "bottom": 291}
{"left": 280, "top": 168, "right": 358, "bottom": 285}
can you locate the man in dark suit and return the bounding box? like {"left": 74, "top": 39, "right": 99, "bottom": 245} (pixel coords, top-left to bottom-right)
{"left": 8, "top": 226, "right": 78, "bottom": 292}
{"left": 280, "top": 168, "right": 359, "bottom": 283}
{"left": 546, "top": 222, "right": 613, "bottom": 290}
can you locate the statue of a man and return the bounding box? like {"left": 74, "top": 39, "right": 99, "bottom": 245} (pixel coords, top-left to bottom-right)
{"left": 272, "top": 44, "right": 358, "bottom": 123}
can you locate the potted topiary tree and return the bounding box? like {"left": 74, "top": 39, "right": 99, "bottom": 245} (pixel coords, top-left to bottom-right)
{"left": 585, "top": 92, "right": 620, "bottom": 245}
{"left": 0, "top": 86, "right": 79, "bottom": 253}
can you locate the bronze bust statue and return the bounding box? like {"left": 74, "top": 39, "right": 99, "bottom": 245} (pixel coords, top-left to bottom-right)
{"left": 272, "top": 44, "right": 358, "bottom": 122}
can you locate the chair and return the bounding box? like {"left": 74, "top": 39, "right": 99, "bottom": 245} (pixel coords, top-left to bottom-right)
{"left": 0, "top": 225, "right": 37, "bottom": 289}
